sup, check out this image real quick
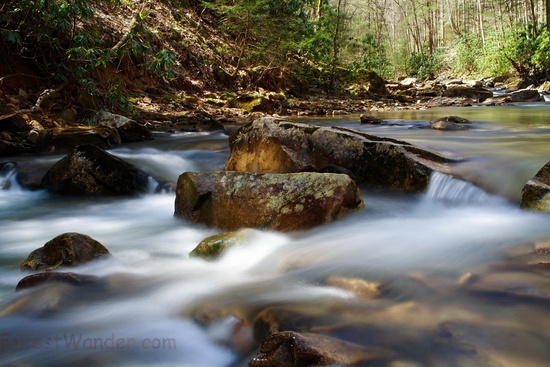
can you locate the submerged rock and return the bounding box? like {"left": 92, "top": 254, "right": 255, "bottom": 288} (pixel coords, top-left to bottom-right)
{"left": 226, "top": 117, "right": 455, "bottom": 191}
{"left": 16, "top": 272, "right": 99, "bottom": 291}
{"left": 359, "top": 114, "right": 384, "bottom": 124}
{"left": 174, "top": 171, "right": 364, "bottom": 232}
{"left": 431, "top": 116, "right": 472, "bottom": 131}
{"left": 20, "top": 232, "right": 111, "bottom": 271}
{"left": 41, "top": 144, "right": 150, "bottom": 196}
{"left": 520, "top": 161, "right": 550, "bottom": 212}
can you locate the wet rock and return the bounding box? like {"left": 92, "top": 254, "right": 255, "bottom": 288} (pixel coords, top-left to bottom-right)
{"left": 431, "top": 116, "right": 472, "bottom": 131}
{"left": 249, "top": 331, "right": 390, "bottom": 367}
{"left": 41, "top": 144, "right": 150, "bottom": 196}
{"left": 87, "top": 110, "right": 152, "bottom": 142}
{"left": 360, "top": 114, "right": 384, "bottom": 124}
{"left": 507, "top": 88, "right": 542, "bottom": 102}
{"left": 20, "top": 232, "right": 111, "bottom": 271}
{"left": 16, "top": 272, "right": 99, "bottom": 291}
{"left": 520, "top": 161, "right": 550, "bottom": 212}
{"left": 175, "top": 171, "right": 364, "bottom": 232}
{"left": 226, "top": 117, "right": 455, "bottom": 191}
{"left": 461, "top": 263, "right": 550, "bottom": 300}
{"left": 190, "top": 229, "right": 250, "bottom": 260}
{"left": 326, "top": 276, "right": 383, "bottom": 298}
{"left": 442, "top": 86, "right": 493, "bottom": 102}
{"left": 35, "top": 125, "right": 121, "bottom": 153}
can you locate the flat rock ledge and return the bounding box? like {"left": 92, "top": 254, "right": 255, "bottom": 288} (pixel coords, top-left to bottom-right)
{"left": 521, "top": 161, "right": 550, "bottom": 212}
{"left": 174, "top": 171, "right": 364, "bottom": 232}
{"left": 226, "top": 117, "right": 456, "bottom": 192}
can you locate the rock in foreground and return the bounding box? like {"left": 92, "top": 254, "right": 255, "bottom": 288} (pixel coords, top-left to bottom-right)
{"left": 249, "top": 331, "right": 389, "bottom": 367}
{"left": 521, "top": 161, "right": 550, "bottom": 212}
{"left": 20, "top": 232, "right": 111, "bottom": 271}
{"left": 226, "top": 117, "right": 455, "bottom": 192}
{"left": 41, "top": 144, "right": 150, "bottom": 196}
{"left": 174, "top": 171, "right": 364, "bottom": 232}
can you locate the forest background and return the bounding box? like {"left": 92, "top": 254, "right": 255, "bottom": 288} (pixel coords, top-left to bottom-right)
{"left": 1, "top": 0, "right": 550, "bottom": 113}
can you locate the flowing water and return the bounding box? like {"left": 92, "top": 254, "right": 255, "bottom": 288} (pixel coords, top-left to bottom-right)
{"left": 0, "top": 104, "right": 549, "bottom": 367}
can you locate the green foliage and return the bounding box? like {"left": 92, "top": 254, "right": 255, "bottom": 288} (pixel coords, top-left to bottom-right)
{"left": 451, "top": 32, "right": 482, "bottom": 75}
{"left": 406, "top": 49, "right": 443, "bottom": 80}
{"left": 504, "top": 23, "right": 550, "bottom": 78}
{"left": 347, "top": 33, "right": 390, "bottom": 77}
{"left": 146, "top": 49, "right": 178, "bottom": 81}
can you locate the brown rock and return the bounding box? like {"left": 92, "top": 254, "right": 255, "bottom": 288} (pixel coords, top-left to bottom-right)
{"left": 442, "top": 86, "right": 493, "bottom": 102}
{"left": 20, "top": 232, "right": 111, "bottom": 271}
{"left": 41, "top": 144, "right": 150, "bottom": 196}
{"left": 174, "top": 171, "right": 364, "bottom": 232}
{"left": 16, "top": 272, "right": 99, "bottom": 291}
{"left": 431, "top": 116, "right": 472, "bottom": 131}
{"left": 520, "top": 161, "right": 550, "bottom": 212}
{"left": 249, "top": 331, "right": 389, "bottom": 367}
{"left": 226, "top": 117, "right": 455, "bottom": 191}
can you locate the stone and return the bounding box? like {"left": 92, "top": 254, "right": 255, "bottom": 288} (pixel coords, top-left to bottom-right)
{"left": 358, "top": 69, "right": 389, "bottom": 96}
{"left": 442, "top": 86, "right": 493, "bottom": 102}
{"left": 0, "top": 139, "right": 29, "bottom": 156}
{"left": 190, "top": 229, "right": 250, "bottom": 260}
{"left": 431, "top": 116, "right": 472, "bottom": 131}
{"left": 249, "top": 331, "right": 389, "bottom": 367}
{"left": 326, "top": 275, "right": 382, "bottom": 298}
{"left": 508, "top": 88, "right": 542, "bottom": 102}
{"left": 360, "top": 114, "right": 384, "bottom": 124}
{"left": 87, "top": 110, "right": 152, "bottom": 142}
{"left": 35, "top": 126, "right": 121, "bottom": 153}
{"left": 226, "top": 117, "right": 455, "bottom": 191}
{"left": 16, "top": 272, "right": 99, "bottom": 291}
{"left": 41, "top": 144, "right": 150, "bottom": 196}
{"left": 20, "top": 232, "right": 111, "bottom": 271}
{"left": 174, "top": 171, "right": 364, "bottom": 232}
{"left": 520, "top": 161, "right": 550, "bottom": 212}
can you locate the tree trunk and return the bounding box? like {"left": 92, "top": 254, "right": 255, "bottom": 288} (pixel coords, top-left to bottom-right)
{"left": 329, "top": 0, "right": 343, "bottom": 94}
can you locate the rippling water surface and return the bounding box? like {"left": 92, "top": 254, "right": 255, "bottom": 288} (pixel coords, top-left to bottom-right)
{"left": 0, "top": 105, "right": 549, "bottom": 367}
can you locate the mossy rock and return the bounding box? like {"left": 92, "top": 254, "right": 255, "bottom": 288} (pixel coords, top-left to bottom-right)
{"left": 190, "top": 229, "right": 249, "bottom": 260}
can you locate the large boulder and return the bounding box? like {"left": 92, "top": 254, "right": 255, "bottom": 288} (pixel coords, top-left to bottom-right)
{"left": 41, "top": 144, "right": 150, "bottom": 196}
{"left": 20, "top": 232, "right": 111, "bottom": 271}
{"left": 520, "top": 161, "right": 550, "bottom": 212}
{"left": 225, "top": 117, "right": 455, "bottom": 191}
{"left": 174, "top": 171, "right": 364, "bottom": 232}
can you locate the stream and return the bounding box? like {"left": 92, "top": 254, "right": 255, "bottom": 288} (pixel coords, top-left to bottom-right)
{"left": 0, "top": 104, "right": 549, "bottom": 366}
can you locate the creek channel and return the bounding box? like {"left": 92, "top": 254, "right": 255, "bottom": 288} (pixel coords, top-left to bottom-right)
{"left": 0, "top": 104, "right": 549, "bottom": 366}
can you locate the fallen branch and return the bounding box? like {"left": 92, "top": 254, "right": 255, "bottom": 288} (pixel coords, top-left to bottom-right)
{"left": 16, "top": 87, "right": 61, "bottom": 114}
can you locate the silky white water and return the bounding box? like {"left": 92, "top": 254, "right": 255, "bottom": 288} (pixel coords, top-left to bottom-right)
{"left": 0, "top": 105, "right": 549, "bottom": 367}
